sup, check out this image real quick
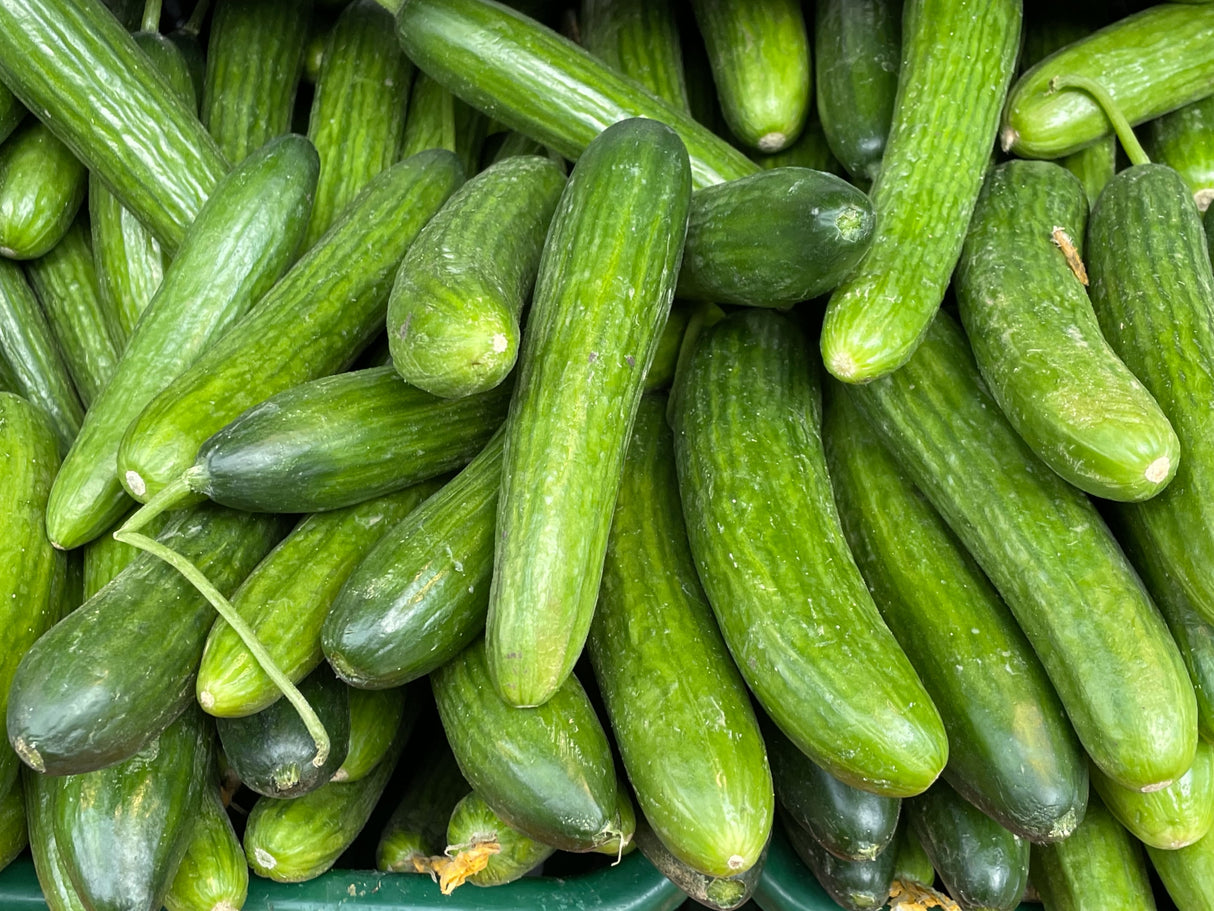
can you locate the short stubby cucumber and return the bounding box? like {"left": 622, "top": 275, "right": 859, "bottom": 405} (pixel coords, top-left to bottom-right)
{"left": 0, "top": 120, "right": 87, "bottom": 260}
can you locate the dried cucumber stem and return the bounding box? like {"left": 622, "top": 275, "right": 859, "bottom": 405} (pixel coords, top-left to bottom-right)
{"left": 888, "top": 879, "right": 961, "bottom": 910}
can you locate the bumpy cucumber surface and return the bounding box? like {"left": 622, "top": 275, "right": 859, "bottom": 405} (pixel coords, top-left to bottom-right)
{"left": 162, "top": 782, "right": 248, "bottom": 911}
{"left": 0, "top": 120, "right": 87, "bottom": 260}
{"left": 578, "top": 0, "right": 690, "bottom": 111}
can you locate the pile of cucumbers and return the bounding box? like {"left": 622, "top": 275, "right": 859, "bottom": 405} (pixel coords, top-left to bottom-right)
{"left": 2, "top": 0, "right": 1214, "bottom": 908}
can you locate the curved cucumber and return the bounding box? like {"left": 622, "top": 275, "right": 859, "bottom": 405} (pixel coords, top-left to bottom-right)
{"left": 0, "top": 120, "right": 87, "bottom": 260}
{"left": 578, "top": 0, "right": 690, "bottom": 111}
{"left": 162, "top": 782, "right": 248, "bottom": 911}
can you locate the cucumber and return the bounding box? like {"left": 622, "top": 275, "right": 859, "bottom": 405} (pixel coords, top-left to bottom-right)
{"left": 0, "top": 120, "right": 87, "bottom": 260}
{"left": 26, "top": 218, "right": 124, "bottom": 408}
{"left": 1148, "top": 826, "right": 1214, "bottom": 911}
{"left": 1143, "top": 92, "right": 1214, "bottom": 213}
{"left": 394, "top": 0, "right": 757, "bottom": 188}
{"left": 669, "top": 309, "right": 947, "bottom": 798}
{"left": 781, "top": 810, "right": 894, "bottom": 911}
{"left": 824, "top": 388, "right": 1088, "bottom": 843}
{"left": 81, "top": 508, "right": 168, "bottom": 601}
{"left": 376, "top": 737, "right": 470, "bottom": 873}
{"left": 0, "top": 774, "right": 25, "bottom": 874}
{"left": 753, "top": 824, "right": 842, "bottom": 911}
{"left": 431, "top": 638, "right": 622, "bottom": 852}
{"left": 162, "top": 782, "right": 248, "bottom": 911}
{"left": 587, "top": 394, "right": 772, "bottom": 878}
{"left": 487, "top": 117, "right": 690, "bottom": 708}
{"left": 812, "top": 0, "right": 900, "bottom": 186}
{"left": 819, "top": 0, "right": 1020, "bottom": 384}
{"left": 675, "top": 166, "right": 875, "bottom": 309}
{"left": 5, "top": 505, "right": 287, "bottom": 776}
{"left": 21, "top": 766, "right": 89, "bottom": 911}
{"left": 578, "top": 0, "right": 690, "bottom": 111}
{"left": 889, "top": 825, "right": 935, "bottom": 891}
{"left": 397, "top": 73, "right": 490, "bottom": 178}
{"left": 45, "top": 133, "right": 319, "bottom": 551}
{"left": 387, "top": 154, "right": 566, "bottom": 399}
{"left": 0, "top": 83, "right": 22, "bottom": 145}
{"left": 332, "top": 686, "right": 412, "bottom": 783}
{"left": 690, "top": 0, "right": 809, "bottom": 153}
{"left": 115, "top": 149, "right": 464, "bottom": 503}
{"left": 749, "top": 110, "right": 842, "bottom": 176}
{"left": 956, "top": 159, "right": 1179, "bottom": 501}
{"left": 633, "top": 814, "right": 765, "bottom": 911}
{"left": 0, "top": 0, "right": 227, "bottom": 252}
{"left": 838, "top": 310, "right": 1197, "bottom": 793}
{"left": 442, "top": 790, "right": 556, "bottom": 889}
{"left": 202, "top": 0, "right": 310, "bottom": 163}
{"left": 303, "top": 0, "right": 413, "bottom": 248}
{"left": 1002, "top": 5, "right": 1214, "bottom": 160}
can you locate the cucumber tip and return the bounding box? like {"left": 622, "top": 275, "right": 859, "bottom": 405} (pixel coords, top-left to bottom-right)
{"left": 999, "top": 124, "right": 1018, "bottom": 153}
{"left": 1145, "top": 455, "right": 1171, "bottom": 485}
{"left": 12, "top": 736, "right": 44, "bottom": 773}
{"left": 253, "top": 847, "right": 277, "bottom": 870}
{"left": 124, "top": 469, "right": 147, "bottom": 498}
{"left": 757, "top": 131, "right": 788, "bottom": 153}
{"left": 1195, "top": 188, "right": 1214, "bottom": 213}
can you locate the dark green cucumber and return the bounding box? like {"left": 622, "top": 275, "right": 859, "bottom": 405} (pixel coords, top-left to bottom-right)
{"left": 442, "top": 791, "right": 556, "bottom": 889}
{"left": 0, "top": 120, "right": 87, "bottom": 260}
{"left": 689, "top": 0, "right": 809, "bottom": 153}
{"left": 216, "top": 664, "right": 350, "bottom": 798}
{"left": 781, "top": 810, "right": 894, "bottom": 911}
{"left": 1030, "top": 792, "right": 1158, "bottom": 911}
{"left": 588, "top": 394, "right": 772, "bottom": 878}
{"left": 634, "top": 815, "right": 765, "bottom": 911}
{"left": 669, "top": 309, "right": 947, "bottom": 798}
{"left": 26, "top": 218, "right": 124, "bottom": 408}
{"left": 1002, "top": 5, "right": 1214, "bottom": 160}
{"left": 819, "top": 0, "right": 1020, "bottom": 383}
{"left": 162, "top": 782, "right": 248, "bottom": 911}
{"left": 53, "top": 705, "right": 214, "bottom": 911}
{"left": 394, "top": 0, "right": 757, "bottom": 188}
{"left": 387, "top": 154, "right": 566, "bottom": 398}
{"left": 1148, "top": 826, "right": 1214, "bottom": 911}
{"left": 906, "top": 782, "right": 1029, "bottom": 911}
{"left": 578, "top": 0, "right": 691, "bottom": 111}
{"left": 0, "top": 0, "right": 226, "bottom": 252}
{"left": 376, "top": 736, "right": 470, "bottom": 873}
{"left": 304, "top": 0, "right": 413, "bottom": 248}
{"left": 332, "top": 686, "right": 413, "bottom": 783}
{"left": 824, "top": 389, "right": 1088, "bottom": 843}
{"left": 323, "top": 430, "right": 501, "bottom": 689}
{"left": 839, "top": 309, "right": 1197, "bottom": 793}
{"left": 5, "top": 505, "right": 287, "bottom": 776}
{"left": 0, "top": 83, "right": 22, "bottom": 145}
{"left": 1143, "top": 93, "right": 1214, "bottom": 213}
{"left": 22, "top": 766, "right": 90, "bottom": 911}
{"left": 0, "top": 776, "right": 25, "bottom": 874}
{"left": 0, "top": 393, "right": 68, "bottom": 797}
{"left": 487, "top": 117, "right": 690, "bottom": 708}
{"left": 675, "top": 166, "right": 874, "bottom": 308}
{"left": 431, "top": 638, "right": 622, "bottom": 852}
{"left": 813, "top": 0, "right": 899, "bottom": 186}
{"left": 46, "top": 133, "right": 318, "bottom": 550}
{"left": 116, "top": 149, "right": 464, "bottom": 502}
{"left": 1091, "top": 740, "right": 1214, "bottom": 851}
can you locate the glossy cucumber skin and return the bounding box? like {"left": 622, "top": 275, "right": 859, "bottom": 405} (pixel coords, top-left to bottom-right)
{"left": 1003, "top": 5, "right": 1214, "bottom": 160}
{"left": 395, "top": 0, "right": 757, "bottom": 188}
{"left": 22, "top": 766, "right": 92, "bottom": 911}
{"left": 116, "top": 149, "right": 464, "bottom": 503}
{"left": 824, "top": 389, "right": 1087, "bottom": 844}
{"left": 578, "top": 0, "right": 690, "bottom": 111}
{"left": 839, "top": 310, "right": 1197, "bottom": 793}
{"left": 446, "top": 791, "right": 556, "bottom": 887}
{"left": 675, "top": 166, "right": 874, "bottom": 308}
{"left": 332, "top": 687, "right": 412, "bottom": 783}
{"left": 670, "top": 309, "right": 947, "bottom": 798}
{"left": 0, "top": 120, "right": 87, "bottom": 260}
{"left": 780, "top": 810, "right": 893, "bottom": 911}
{"left": 162, "top": 782, "right": 248, "bottom": 911}
{"left": 813, "top": 0, "right": 899, "bottom": 186}
{"left": 46, "top": 134, "right": 319, "bottom": 551}
{"left": 819, "top": 0, "right": 1020, "bottom": 383}
{"left": 0, "top": 0, "right": 227, "bottom": 252}
{"left": 1147, "top": 826, "right": 1214, "bottom": 911}
{"left": 387, "top": 154, "right": 566, "bottom": 398}
{"left": 431, "top": 639, "right": 620, "bottom": 852}
{"left": 1144, "top": 93, "right": 1214, "bottom": 213}
{"left": 5, "top": 505, "right": 288, "bottom": 776}
{"left": 487, "top": 117, "right": 690, "bottom": 709}
{"left": 588, "top": 395, "right": 772, "bottom": 878}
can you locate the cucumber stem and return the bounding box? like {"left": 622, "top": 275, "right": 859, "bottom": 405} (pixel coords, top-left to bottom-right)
{"left": 119, "top": 473, "right": 196, "bottom": 535}
{"left": 180, "top": 0, "right": 212, "bottom": 36}
{"left": 1048, "top": 75, "right": 1151, "bottom": 168}
{"left": 141, "top": 0, "right": 163, "bottom": 34}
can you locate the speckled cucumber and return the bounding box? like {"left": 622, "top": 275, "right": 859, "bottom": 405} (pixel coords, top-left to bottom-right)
{"left": 0, "top": 120, "right": 87, "bottom": 260}
{"left": 578, "top": 0, "right": 690, "bottom": 111}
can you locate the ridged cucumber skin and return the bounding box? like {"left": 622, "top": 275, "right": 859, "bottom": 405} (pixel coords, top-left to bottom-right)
{"left": 1002, "top": 5, "right": 1214, "bottom": 160}
{"left": 670, "top": 309, "right": 947, "bottom": 798}
{"left": 1148, "top": 827, "right": 1214, "bottom": 911}
{"left": 839, "top": 310, "right": 1197, "bottom": 793}
{"left": 387, "top": 154, "right": 566, "bottom": 399}
{"left": 587, "top": 395, "right": 772, "bottom": 878}
{"left": 486, "top": 118, "right": 690, "bottom": 709}
{"left": 162, "top": 782, "right": 248, "bottom": 911}
{"left": 633, "top": 815, "right": 764, "bottom": 911}
{"left": 780, "top": 810, "right": 893, "bottom": 911}
{"left": 813, "top": 0, "right": 899, "bottom": 186}
{"left": 395, "top": 0, "right": 757, "bottom": 189}
{"left": 675, "top": 166, "right": 875, "bottom": 308}
{"left": 186, "top": 366, "right": 506, "bottom": 513}
{"left": 579, "top": 0, "right": 690, "bottom": 111}
{"left": 323, "top": 430, "right": 501, "bottom": 690}
{"left": 196, "top": 484, "right": 437, "bottom": 718}
{"left": 22, "top": 766, "right": 92, "bottom": 911}
{"left": 46, "top": 134, "right": 319, "bottom": 551}
{"left": 0, "top": 776, "right": 26, "bottom": 874}
{"left": 0, "top": 260, "right": 84, "bottom": 456}
{"left": 431, "top": 639, "right": 620, "bottom": 852}
{"left": 53, "top": 706, "right": 214, "bottom": 911}
{"left": 0, "top": 120, "right": 87, "bottom": 260}
{"left": 81, "top": 508, "right": 167, "bottom": 602}
{"left": 216, "top": 664, "right": 350, "bottom": 799}
{"left": 376, "top": 736, "right": 470, "bottom": 872}
{"left": 445, "top": 790, "right": 557, "bottom": 887}
{"left": 1144, "top": 93, "right": 1214, "bottom": 213}
{"left": 5, "top": 505, "right": 288, "bottom": 777}
{"left": 906, "top": 782, "right": 1029, "bottom": 911}
{"left": 750, "top": 111, "right": 842, "bottom": 176}
{"left": 1062, "top": 138, "right": 1118, "bottom": 211}
{"left": 690, "top": 0, "right": 809, "bottom": 153}
{"left": 26, "top": 218, "right": 124, "bottom": 408}
{"left": 819, "top": 0, "right": 1020, "bottom": 384}
{"left": 1030, "top": 793, "right": 1158, "bottom": 911}
{"left": 0, "top": 83, "right": 21, "bottom": 144}
{"left": 116, "top": 149, "right": 464, "bottom": 503}
{"left": 332, "top": 687, "right": 411, "bottom": 783}
{"left": 1088, "top": 165, "right": 1214, "bottom": 636}
{"left": 0, "top": 0, "right": 227, "bottom": 252}
{"left": 398, "top": 74, "right": 459, "bottom": 161}
{"left": 1091, "top": 740, "right": 1214, "bottom": 851}
{"left": 958, "top": 160, "right": 1180, "bottom": 502}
